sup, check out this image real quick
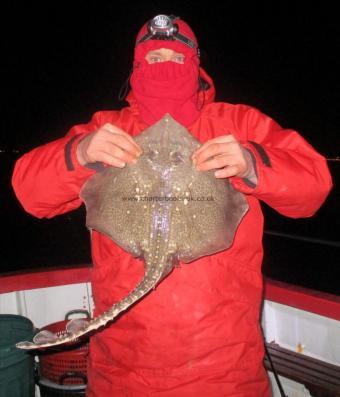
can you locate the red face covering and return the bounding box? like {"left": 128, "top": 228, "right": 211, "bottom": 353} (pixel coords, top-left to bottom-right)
{"left": 130, "top": 19, "right": 201, "bottom": 127}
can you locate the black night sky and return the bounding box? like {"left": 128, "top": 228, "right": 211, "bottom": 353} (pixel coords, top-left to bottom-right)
{"left": 1, "top": 2, "right": 339, "bottom": 295}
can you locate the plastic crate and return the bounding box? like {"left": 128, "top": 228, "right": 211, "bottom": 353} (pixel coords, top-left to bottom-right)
{"left": 38, "top": 310, "right": 90, "bottom": 386}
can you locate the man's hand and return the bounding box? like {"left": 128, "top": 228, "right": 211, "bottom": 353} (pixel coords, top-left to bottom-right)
{"left": 76, "top": 123, "right": 142, "bottom": 167}
{"left": 192, "top": 135, "right": 257, "bottom": 182}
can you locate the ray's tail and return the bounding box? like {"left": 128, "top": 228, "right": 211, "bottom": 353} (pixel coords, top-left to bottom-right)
{"left": 16, "top": 259, "right": 173, "bottom": 350}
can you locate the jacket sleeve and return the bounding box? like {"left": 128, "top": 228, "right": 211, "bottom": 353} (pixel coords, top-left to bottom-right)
{"left": 12, "top": 111, "right": 104, "bottom": 219}
{"left": 231, "top": 106, "right": 333, "bottom": 218}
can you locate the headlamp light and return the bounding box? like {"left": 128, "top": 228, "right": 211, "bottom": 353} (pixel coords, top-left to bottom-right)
{"left": 148, "top": 15, "right": 179, "bottom": 37}
{"left": 136, "top": 15, "right": 198, "bottom": 53}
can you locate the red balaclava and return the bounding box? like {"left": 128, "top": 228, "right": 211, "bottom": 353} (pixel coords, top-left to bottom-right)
{"left": 130, "top": 17, "right": 201, "bottom": 126}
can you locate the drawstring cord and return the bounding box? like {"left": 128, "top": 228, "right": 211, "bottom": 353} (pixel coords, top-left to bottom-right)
{"left": 118, "top": 68, "right": 133, "bottom": 101}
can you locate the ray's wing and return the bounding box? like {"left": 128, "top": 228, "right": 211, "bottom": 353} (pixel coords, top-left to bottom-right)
{"left": 80, "top": 165, "right": 153, "bottom": 257}
{"left": 168, "top": 166, "right": 249, "bottom": 263}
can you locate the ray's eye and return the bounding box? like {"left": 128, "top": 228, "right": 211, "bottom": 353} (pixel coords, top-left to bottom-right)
{"left": 169, "top": 151, "right": 184, "bottom": 165}
{"left": 147, "top": 149, "right": 159, "bottom": 160}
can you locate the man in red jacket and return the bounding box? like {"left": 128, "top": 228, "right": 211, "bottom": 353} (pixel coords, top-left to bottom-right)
{"left": 12, "top": 15, "right": 332, "bottom": 397}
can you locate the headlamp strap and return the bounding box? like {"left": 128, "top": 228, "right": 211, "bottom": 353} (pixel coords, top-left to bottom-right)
{"left": 137, "top": 31, "right": 196, "bottom": 49}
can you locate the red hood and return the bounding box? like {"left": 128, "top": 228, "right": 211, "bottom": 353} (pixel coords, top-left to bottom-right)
{"left": 126, "top": 66, "right": 216, "bottom": 117}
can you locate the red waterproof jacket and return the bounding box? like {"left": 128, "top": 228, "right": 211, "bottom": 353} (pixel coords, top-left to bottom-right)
{"left": 12, "top": 69, "right": 332, "bottom": 397}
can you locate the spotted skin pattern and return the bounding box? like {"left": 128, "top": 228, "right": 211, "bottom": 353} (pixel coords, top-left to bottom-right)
{"left": 16, "top": 115, "right": 248, "bottom": 350}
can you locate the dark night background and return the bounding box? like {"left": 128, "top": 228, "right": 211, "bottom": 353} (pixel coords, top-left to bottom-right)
{"left": 1, "top": 2, "right": 339, "bottom": 295}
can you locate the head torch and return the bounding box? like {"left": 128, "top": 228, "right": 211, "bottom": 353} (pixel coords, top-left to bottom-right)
{"left": 136, "top": 15, "right": 198, "bottom": 53}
